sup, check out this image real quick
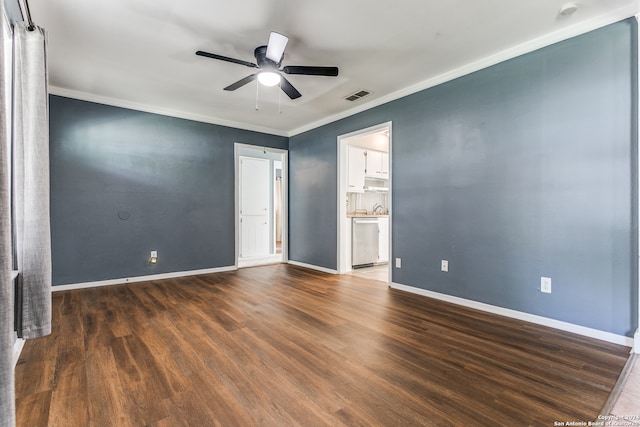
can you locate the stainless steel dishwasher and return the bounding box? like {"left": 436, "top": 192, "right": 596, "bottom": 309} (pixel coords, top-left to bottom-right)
{"left": 352, "top": 217, "right": 379, "bottom": 267}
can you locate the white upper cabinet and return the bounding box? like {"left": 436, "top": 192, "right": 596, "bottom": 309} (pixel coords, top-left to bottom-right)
{"left": 381, "top": 152, "right": 389, "bottom": 178}
{"left": 347, "top": 145, "right": 366, "bottom": 193}
{"left": 365, "top": 150, "right": 389, "bottom": 180}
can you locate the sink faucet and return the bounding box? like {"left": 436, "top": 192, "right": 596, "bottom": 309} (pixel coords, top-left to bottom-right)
{"left": 373, "top": 203, "right": 384, "bottom": 214}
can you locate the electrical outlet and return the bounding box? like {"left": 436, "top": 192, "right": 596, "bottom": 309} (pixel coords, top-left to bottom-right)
{"left": 541, "top": 277, "right": 552, "bottom": 293}
{"left": 395, "top": 258, "right": 402, "bottom": 269}
{"left": 441, "top": 260, "right": 448, "bottom": 272}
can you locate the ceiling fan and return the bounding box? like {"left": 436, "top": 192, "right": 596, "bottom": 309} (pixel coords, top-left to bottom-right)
{"left": 196, "top": 32, "right": 339, "bottom": 100}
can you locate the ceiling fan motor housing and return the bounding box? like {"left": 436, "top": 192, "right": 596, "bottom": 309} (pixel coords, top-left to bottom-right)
{"left": 254, "top": 45, "right": 282, "bottom": 69}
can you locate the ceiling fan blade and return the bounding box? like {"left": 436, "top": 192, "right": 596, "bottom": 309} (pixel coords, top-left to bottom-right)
{"left": 265, "top": 32, "right": 288, "bottom": 63}
{"left": 224, "top": 74, "right": 257, "bottom": 91}
{"left": 196, "top": 50, "right": 258, "bottom": 69}
{"left": 283, "top": 66, "right": 339, "bottom": 76}
{"left": 279, "top": 76, "right": 301, "bottom": 99}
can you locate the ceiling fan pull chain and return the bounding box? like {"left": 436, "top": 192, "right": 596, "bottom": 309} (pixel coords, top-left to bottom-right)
{"left": 278, "top": 81, "right": 282, "bottom": 115}
{"left": 255, "top": 80, "right": 260, "bottom": 111}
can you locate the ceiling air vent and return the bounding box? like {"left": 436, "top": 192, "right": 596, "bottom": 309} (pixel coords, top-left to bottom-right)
{"left": 345, "top": 90, "right": 372, "bottom": 102}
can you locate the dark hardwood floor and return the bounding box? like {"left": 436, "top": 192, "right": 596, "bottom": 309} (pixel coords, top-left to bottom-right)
{"left": 15, "top": 264, "right": 630, "bottom": 426}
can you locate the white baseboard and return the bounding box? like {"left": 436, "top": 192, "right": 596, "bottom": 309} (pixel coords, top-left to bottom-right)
{"left": 13, "top": 338, "right": 24, "bottom": 368}
{"left": 52, "top": 266, "right": 237, "bottom": 292}
{"left": 288, "top": 260, "right": 338, "bottom": 275}
{"left": 238, "top": 255, "right": 284, "bottom": 268}
{"left": 390, "top": 282, "right": 634, "bottom": 348}
{"left": 634, "top": 329, "right": 640, "bottom": 354}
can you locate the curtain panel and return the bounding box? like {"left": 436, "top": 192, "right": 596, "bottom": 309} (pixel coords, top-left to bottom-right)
{"left": 0, "top": 4, "right": 16, "bottom": 426}
{"left": 13, "top": 21, "right": 51, "bottom": 339}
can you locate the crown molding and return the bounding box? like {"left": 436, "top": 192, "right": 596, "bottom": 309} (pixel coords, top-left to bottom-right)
{"left": 48, "top": 86, "right": 289, "bottom": 137}
{"left": 289, "top": 4, "right": 639, "bottom": 137}
{"left": 49, "top": 3, "right": 639, "bottom": 139}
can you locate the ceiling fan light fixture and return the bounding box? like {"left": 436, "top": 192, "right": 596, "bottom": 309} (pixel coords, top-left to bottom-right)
{"left": 258, "top": 71, "right": 281, "bottom": 87}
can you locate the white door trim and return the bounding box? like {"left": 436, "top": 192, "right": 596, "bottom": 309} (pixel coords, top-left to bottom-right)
{"left": 234, "top": 143, "right": 288, "bottom": 268}
{"left": 336, "top": 122, "right": 392, "bottom": 282}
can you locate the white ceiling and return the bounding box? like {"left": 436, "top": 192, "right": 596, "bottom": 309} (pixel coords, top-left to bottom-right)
{"left": 29, "top": 0, "right": 638, "bottom": 136}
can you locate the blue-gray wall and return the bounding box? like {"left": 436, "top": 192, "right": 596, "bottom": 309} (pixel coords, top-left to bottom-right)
{"left": 49, "top": 96, "right": 287, "bottom": 285}
{"left": 289, "top": 19, "right": 638, "bottom": 337}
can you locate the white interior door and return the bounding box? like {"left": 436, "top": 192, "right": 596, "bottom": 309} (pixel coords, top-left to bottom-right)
{"left": 240, "top": 156, "right": 270, "bottom": 258}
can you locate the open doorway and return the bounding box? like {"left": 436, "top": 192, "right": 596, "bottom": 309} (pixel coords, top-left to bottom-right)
{"left": 235, "top": 143, "right": 287, "bottom": 268}
{"left": 337, "top": 122, "right": 392, "bottom": 283}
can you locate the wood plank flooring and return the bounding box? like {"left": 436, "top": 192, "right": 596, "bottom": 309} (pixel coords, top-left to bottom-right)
{"left": 15, "top": 264, "right": 630, "bottom": 426}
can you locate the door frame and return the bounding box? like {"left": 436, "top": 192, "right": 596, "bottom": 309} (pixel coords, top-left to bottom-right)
{"left": 234, "top": 143, "right": 288, "bottom": 268}
{"left": 336, "top": 121, "right": 392, "bottom": 280}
